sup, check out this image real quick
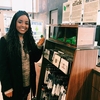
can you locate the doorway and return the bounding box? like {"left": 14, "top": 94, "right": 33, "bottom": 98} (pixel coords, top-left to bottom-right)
{"left": 50, "top": 9, "right": 58, "bottom": 24}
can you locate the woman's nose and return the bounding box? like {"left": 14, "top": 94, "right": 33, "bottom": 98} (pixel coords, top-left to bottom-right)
{"left": 21, "top": 22, "right": 26, "bottom": 26}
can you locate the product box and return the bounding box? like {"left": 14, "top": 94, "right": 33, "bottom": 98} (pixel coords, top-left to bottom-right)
{"left": 44, "top": 49, "right": 50, "bottom": 60}
{"left": 59, "top": 58, "right": 69, "bottom": 74}
{"left": 52, "top": 54, "right": 61, "bottom": 68}
{"left": 52, "top": 51, "right": 59, "bottom": 61}
{"left": 49, "top": 25, "right": 96, "bottom": 48}
{"left": 49, "top": 49, "right": 55, "bottom": 61}
{"left": 76, "top": 26, "right": 96, "bottom": 48}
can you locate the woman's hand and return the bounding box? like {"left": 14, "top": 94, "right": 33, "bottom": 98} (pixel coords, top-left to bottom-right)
{"left": 5, "top": 91, "right": 13, "bottom": 98}
{"left": 37, "top": 37, "right": 45, "bottom": 46}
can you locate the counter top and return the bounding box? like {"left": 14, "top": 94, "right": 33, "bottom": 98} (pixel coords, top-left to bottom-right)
{"left": 93, "top": 67, "right": 100, "bottom": 75}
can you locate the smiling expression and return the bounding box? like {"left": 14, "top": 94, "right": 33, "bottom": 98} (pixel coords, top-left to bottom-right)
{"left": 16, "top": 15, "right": 29, "bottom": 35}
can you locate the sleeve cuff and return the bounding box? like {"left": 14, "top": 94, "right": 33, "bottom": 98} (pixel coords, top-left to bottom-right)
{"left": 37, "top": 45, "right": 43, "bottom": 49}
{"left": 4, "top": 88, "right": 13, "bottom": 95}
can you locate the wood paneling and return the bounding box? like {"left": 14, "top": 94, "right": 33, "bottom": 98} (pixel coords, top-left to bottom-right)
{"left": 92, "top": 73, "right": 100, "bottom": 91}
{"left": 91, "top": 87, "right": 100, "bottom": 100}
{"left": 91, "top": 70, "right": 100, "bottom": 100}
{"left": 66, "top": 49, "right": 97, "bottom": 100}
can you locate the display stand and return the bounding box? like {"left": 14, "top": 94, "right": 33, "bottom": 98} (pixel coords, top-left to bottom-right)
{"left": 36, "top": 24, "right": 98, "bottom": 100}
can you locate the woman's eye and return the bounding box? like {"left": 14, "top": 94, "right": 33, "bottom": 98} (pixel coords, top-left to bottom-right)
{"left": 18, "top": 20, "right": 22, "bottom": 23}
{"left": 25, "top": 22, "right": 29, "bottom": 25}
{"left": 17, "top": 20, "right": 29, "bottom": 25}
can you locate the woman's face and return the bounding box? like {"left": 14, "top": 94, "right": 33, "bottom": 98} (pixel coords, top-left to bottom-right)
{"left": 16, "top": 15, "right": 29, "bottom": 35}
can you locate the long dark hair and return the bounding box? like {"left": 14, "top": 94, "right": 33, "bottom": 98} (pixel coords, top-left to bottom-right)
{"left": 6, "top": 10, "right": 34, "bottom": 56}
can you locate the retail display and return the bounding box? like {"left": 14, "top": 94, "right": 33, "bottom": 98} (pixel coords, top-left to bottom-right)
{"left": 36, "top": 24, "right": 98, "bottom": 100}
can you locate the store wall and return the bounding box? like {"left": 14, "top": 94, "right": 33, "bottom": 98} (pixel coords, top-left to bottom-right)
{"left": 47, "top": 0, "right": 67, "bottom": 24}
{"left": 12, "top": 0, "right": 32, "bottom": 12}
{"left": 0, "top": 0, "right": 68, "bottom": 38}
{"left": 34, "top": 0, "right": 67, "bottom": 24}
{"left": 0, "top": 0, "right": 67, "bottom": 24}
{"left": 0, "top": 0, "right": 11, "bottom": 7}
{"left": 34, "top": 0, "right": 67, "bottom": 36}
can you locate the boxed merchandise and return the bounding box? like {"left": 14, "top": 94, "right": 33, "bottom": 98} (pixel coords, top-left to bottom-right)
{"left": 53, "top": 54, "right": 61, "bottom": 68}
{"left": 49, "top": 25, "right": 96, "bottom": 48}
{"left": 59, "top": 58, "right": 69, "bottom": 74}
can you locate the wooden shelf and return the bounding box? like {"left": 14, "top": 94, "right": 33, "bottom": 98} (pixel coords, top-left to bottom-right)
{"left": 36, "top": 25, "right": 98, "bottom": 100}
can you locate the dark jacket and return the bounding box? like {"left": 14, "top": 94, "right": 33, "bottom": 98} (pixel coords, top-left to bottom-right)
{"left": 0, "top": 36, "right": 43, "bottom": 100}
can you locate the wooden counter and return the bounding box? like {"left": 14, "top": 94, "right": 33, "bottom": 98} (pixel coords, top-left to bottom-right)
{"left": 91, "top": 67, "right": 100, "bottom": 100}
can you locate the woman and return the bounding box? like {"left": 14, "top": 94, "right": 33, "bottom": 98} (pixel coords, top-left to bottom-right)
{"left": 0, "top": 10, "right": 45, "bottom": 100}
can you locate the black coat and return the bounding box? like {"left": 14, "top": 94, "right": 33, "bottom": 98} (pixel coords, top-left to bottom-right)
{"left": 0, "top": 37, "right": 43, "bottom": 100}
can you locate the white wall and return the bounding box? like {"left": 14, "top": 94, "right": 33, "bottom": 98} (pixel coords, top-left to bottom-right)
{"left": 0, "top": 0, "right": 12, "bottom": 7}
{"left": 0, "top": 0, "right": 33, "bottom": 12}
{"left": 0, "top": 0, "right": 39, "bottom": 13}
{"left": 12, "top": 0, "right": 32, "bottom": 12}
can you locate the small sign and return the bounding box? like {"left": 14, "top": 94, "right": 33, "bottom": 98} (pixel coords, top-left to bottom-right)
{"left": 53, "top": 54, "right": 61, "bottom": 68}
{"left": 59, "top": 58, "right": 69, "bottom": 74}
{"left": 31, "top": 19, "right": 44, "bottom": 43}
